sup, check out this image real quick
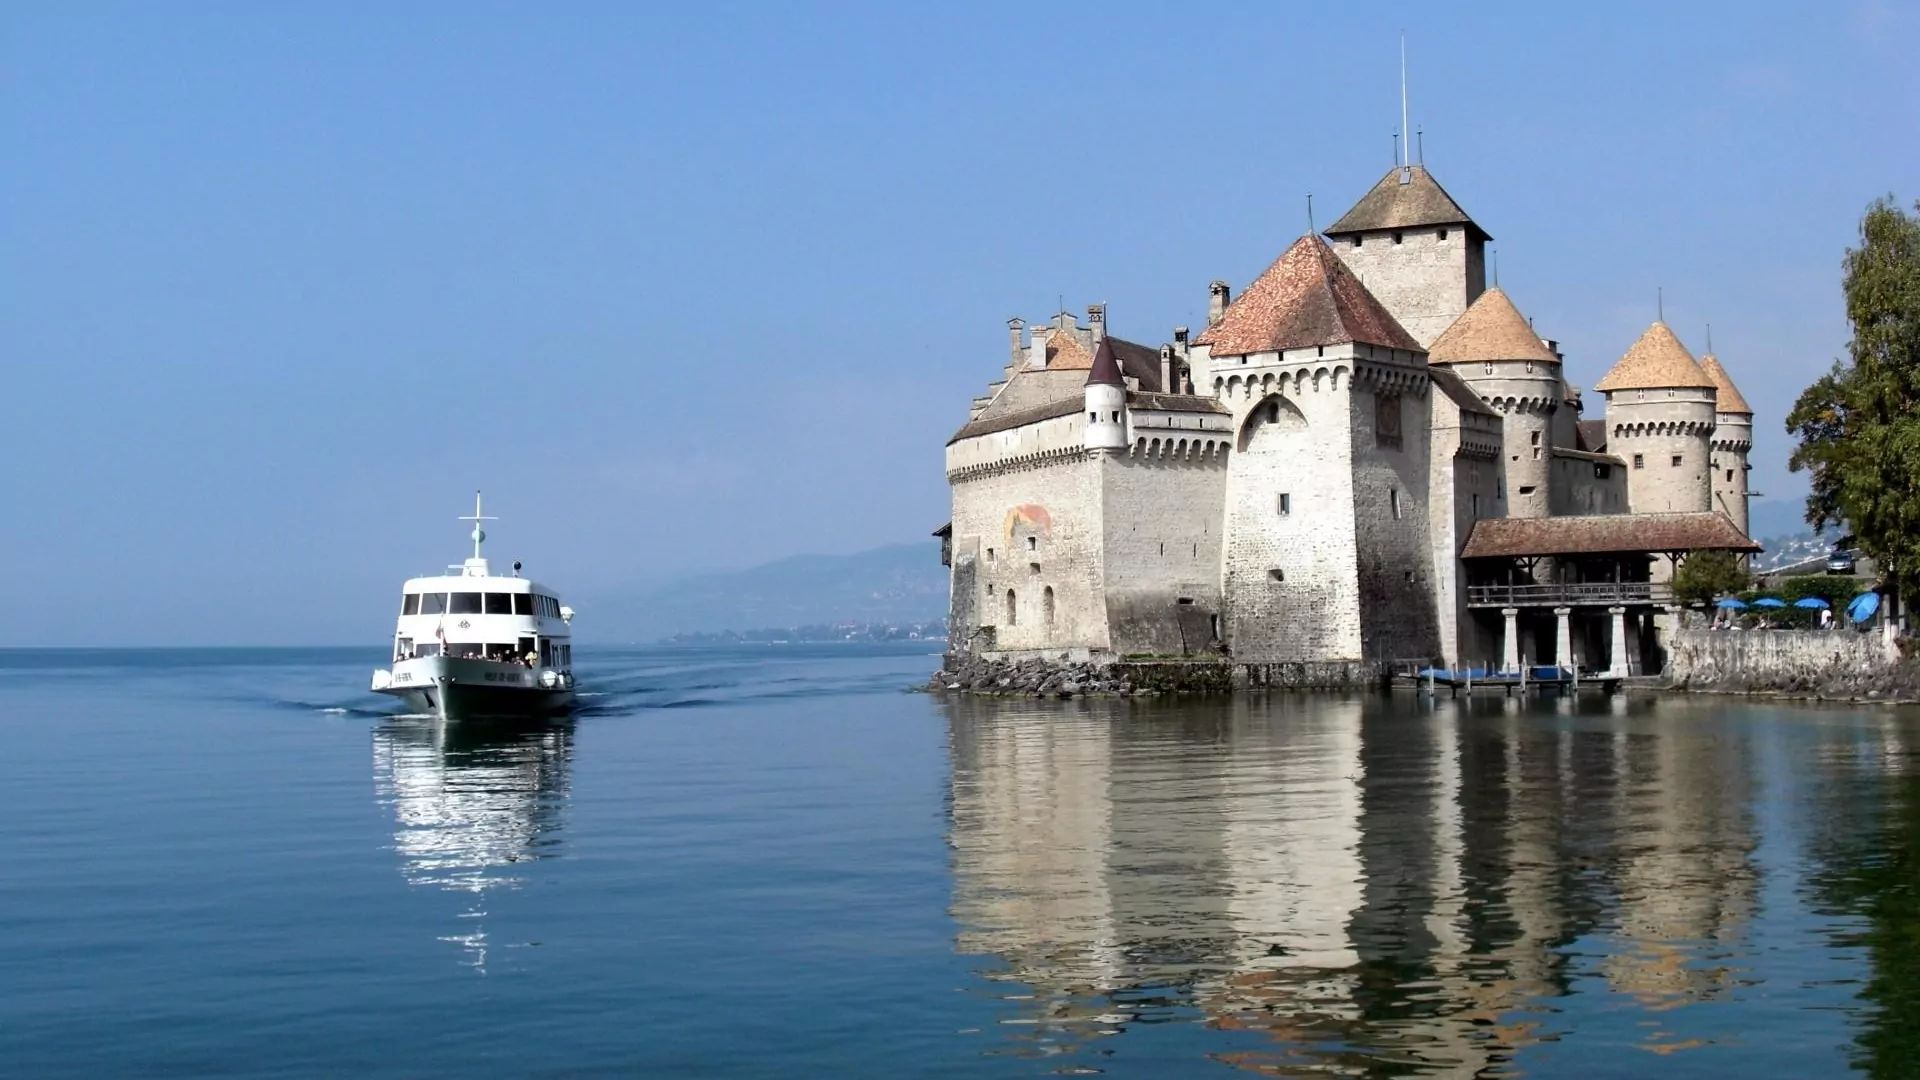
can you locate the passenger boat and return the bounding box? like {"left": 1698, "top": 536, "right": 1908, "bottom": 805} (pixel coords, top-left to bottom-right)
{"left": 370, "top": 493, "right": 576, "bottom": 720}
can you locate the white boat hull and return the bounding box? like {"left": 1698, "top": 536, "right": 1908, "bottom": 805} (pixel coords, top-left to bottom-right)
{"left": 373, "top": 656, "right": 573, "bottom": 721}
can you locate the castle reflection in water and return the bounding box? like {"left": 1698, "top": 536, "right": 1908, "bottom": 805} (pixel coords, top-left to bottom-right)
{"left": 370, "top": 717, "right": 574, "bottom": 971}
{"left": 943, "top": 693, "right": 1785, "bottom": 1073}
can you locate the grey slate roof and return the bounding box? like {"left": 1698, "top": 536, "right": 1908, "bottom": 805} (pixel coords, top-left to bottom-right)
{"left": 1325, "top": 165, "right": 1490, "bottom": 241}
{"left": 1108, "top": 337, "right": 1164, "bottom": 391}
{"left": 1128, "top": 391, "right": 1230, "bottom": 414}
{"left": 947, "top": 396, "right": 1083, "bottom": 445}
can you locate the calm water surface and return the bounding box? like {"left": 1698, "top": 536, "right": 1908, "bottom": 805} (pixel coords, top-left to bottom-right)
{"left": 3, "top": 645, "right": 1918, "bottom": 1077}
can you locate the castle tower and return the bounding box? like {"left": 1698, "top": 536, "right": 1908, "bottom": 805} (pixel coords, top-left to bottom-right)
{"left": 1324, "top": 165, "right": 1490, "bottom": 348}
{"left": 1697, "top": 350, "right": 1754, "bottom": 536}
{"left": 1426, "top": 287, "right": 1561, "bottom": 518}
{"left": 1193, "top": 234, "right": 1439, "bottom": 665}
{"left": 1594, "top": 322, "right": 1717, "bottom": 514}
{"left": 1084, "top": 339, "right": 1128, "bottom": 452}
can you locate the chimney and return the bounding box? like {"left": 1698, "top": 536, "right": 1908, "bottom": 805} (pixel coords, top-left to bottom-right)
{"left": 1007, "top": 317, "right": 1025, "bottom": 364}
{"left": 1208, "top": 281, "right": 1230, "bottom": 326}
{"left": 1087, "top": 303, "right": 1107, "bottom": 342}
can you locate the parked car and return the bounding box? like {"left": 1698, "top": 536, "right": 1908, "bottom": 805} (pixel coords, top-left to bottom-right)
{"left": 1826, "top": 549, "right": 1857, "bottom": 574}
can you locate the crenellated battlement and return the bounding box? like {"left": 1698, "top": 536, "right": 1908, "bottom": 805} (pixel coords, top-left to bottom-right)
{"left": 1611, "top": 419, "right": 1717, "bottom": 439}
{"left": 1128, "top": 436, "right": 1232, "bottom": 463}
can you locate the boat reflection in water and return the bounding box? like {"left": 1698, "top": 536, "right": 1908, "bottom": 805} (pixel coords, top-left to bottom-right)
{"left": 371, "top": 715, "right": 574, "bottom": 972}
{"left": 944, "top": 692, "right": 1768, "bottom": 1074}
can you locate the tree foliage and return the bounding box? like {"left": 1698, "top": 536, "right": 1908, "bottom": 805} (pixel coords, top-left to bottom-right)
{"left": 1787, "top": 197, "right": 1920, "bottom": 599}
{"left": 1673, "top": 548, "right": 1750, "bottom": 604}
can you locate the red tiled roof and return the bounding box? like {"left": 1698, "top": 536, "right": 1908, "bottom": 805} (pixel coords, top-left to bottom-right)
{"left": 1461, "top": 512, "right": 1760, "bottom": 558}
{"left": 1427, "top": 287, "right": 1557, "bottom": 365}
{"left": 1698, "top": 353, "right": 1754, "bottom": 414}
{"left": 1195, "top": 235, "right": 1422, "bottom": 356}
{"left": 1593, "top": 321, "right": 1714, "bottom": 392}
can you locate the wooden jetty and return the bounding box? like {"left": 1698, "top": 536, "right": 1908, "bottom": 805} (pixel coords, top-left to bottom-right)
{"left": 1393, "top": 663, "right": 1622, "bottom": 696}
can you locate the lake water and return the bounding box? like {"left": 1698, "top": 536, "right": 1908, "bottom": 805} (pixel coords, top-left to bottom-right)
{"left": 2, "top": 645, "right": 1917, "bottom": 1077}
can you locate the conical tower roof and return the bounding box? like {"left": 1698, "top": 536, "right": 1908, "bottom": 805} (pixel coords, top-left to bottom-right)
{"left": 1324, "top": 165, "right": 1490, "bottom": 241}
{"left": 1697, "top": 353, "right": 1753, "bottom": 415}
{"left": 1086, "top": 338, "right": 1124, "bottom": 387}
{"left": 1426, "top": 287, "right": 1557, "bottom": 365}
{"left": 1194, "top": 235, "right": 1422, "bottom": 356}
{"left": 1593, "top": 321, "right": 1715, "bottom": 392}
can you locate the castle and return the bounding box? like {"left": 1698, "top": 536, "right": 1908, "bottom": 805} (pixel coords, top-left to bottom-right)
{"left": 939, "top": 163, "right": 1759, "bottom": 679}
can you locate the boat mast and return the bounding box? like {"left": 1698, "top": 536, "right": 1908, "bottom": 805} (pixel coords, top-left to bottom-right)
{"left": 458, "top": 490, "right": 497, "bottom": 567}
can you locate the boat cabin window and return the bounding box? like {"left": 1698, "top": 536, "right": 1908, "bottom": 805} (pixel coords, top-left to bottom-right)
{"left": 485, "top": 592, "right": 513, "bottom": 615}
{"left": 414, "top": 643, "right": 440, "bottom": 658}
{"left": 401, "top": 594, "right": 420, "bottom": 616}
{"left": 394, "top": 637, "right": 413, "bottom": 660}
{"left": 540, "top": 640, "right": 553, "bottom": 666}
{"left": 513, "top": 594, "right": 532, "bottom": 616}
{"left": 446, "top": 643, "right": 486, "bottom": 659}
{"left": 450, "top": 592, "right": 484, "bottom": 615}
{"left": 417, "top": 592, "right": 446, "bottom": 615}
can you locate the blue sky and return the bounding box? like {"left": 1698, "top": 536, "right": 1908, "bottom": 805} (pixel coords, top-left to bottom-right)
{"left": 5, "top": 2, "right": 1916, "bottom": 645}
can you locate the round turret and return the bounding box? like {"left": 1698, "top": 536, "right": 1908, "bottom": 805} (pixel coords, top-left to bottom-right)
{"left": 1698, "top": 351, "right": 1754, "bottom": 535}
{"left": 1595, "top": 322, "right": 1717, "bottom": 514}
{"left": 1426, "top": 287, "right": 1561, "bottom": 518}
{"left": 1084, "top": 338, "right": 1128, "bottom": 452}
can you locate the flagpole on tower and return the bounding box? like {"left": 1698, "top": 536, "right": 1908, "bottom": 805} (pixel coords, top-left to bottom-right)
{"left": 1400, "top": 30, "right": 1410, "bottom": 177}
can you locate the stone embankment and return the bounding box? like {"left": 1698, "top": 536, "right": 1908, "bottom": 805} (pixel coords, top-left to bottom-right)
{"left": 1665, "top": 628, "right": 1920, "bottom": 703}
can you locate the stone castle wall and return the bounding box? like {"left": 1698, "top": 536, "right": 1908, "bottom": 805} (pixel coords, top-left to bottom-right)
{"left": 1099, "top": 448, "right": 1228, "bottom": 656}
{"left": 1331, "top": 226, "right": 1484, "bottom": 348}
{"left": 1219, "top": 355, "right": 1364, "bottom": 663}
{"left": 1348, "top": 367, "right": 1442, "bottom": 662}
{"left": 1549, "top": 451, "right": 1629, "bottom": 516}
{"left": 947, "top": 449, "right": 1107, "bottom": 655}
{"left": 1429, "top": 397, "right": 1504, "bottom": 667}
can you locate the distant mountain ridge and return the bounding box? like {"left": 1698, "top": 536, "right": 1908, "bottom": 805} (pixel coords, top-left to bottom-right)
{"left": 585, "top": 541, "right": 948, "bottom": 642}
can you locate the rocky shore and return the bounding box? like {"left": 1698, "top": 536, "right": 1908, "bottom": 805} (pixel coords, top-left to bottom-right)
{"left": 926, "top": 654, "right": 1144, "bottom": 696}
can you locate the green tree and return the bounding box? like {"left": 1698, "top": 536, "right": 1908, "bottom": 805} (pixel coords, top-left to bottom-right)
{"left": 1787, "top": 197, "right": 1920, "bottom": 599}
{"left": 1673, "top": 548, "right": 1750, "bottom": 604}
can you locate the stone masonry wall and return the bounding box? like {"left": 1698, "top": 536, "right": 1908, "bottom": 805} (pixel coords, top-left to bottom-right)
{"left": 1605, "top": 392, "right": 1716, "bottom": 514}
{"left": 1666, "top": 628, "right": 1919, "bottom": 700}
{"left": 1711, "top": 411, "right": 1753, "bottom": 537}
{"left": 1100, "top": 449, "right": 1228, "bottom": 656}
{"left": 1349, "top": 367, "right": 1442, "bottom": 663}
{"left": 948, "top": 451, "right": 1106, "bottom": 653}
{"left": 1220, "top": 356, "right": 1362, "bottom": 663}
{"left": 1331, "top": 226, "right": 1484, "bottom": 348}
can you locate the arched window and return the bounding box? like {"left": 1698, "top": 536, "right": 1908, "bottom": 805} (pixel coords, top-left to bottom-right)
{"left": 1005, "top": 589, "right": 1017, "bottom": 627}
{"left": 1043, "top": 587, "right": 1056, "bottom": 627}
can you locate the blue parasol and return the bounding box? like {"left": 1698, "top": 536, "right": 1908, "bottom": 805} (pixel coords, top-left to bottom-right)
{"left": 1753, "top": 597, "right": 1787, "bottom": 609}
{"left": 1793, "top": 597, "right": 1830, "bottom": 609}
{"left": 1715, "top": 597, "right": 1748, "bottom": 610}
{"left": 1848, "top": 592, "right": 1881, "bottom": 623}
